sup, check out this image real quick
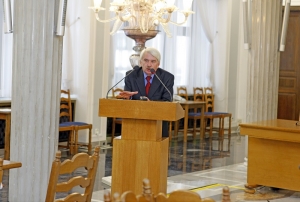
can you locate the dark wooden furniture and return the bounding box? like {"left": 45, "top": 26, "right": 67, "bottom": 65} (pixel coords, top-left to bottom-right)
{"left": 45, "top": 146, "right": 100, "bottom": 201}
{"left": 278, "top": 9, "right": 300, "bottom": 120}
{"left": 0, "top": 109, "right": 11, "bottom": 160}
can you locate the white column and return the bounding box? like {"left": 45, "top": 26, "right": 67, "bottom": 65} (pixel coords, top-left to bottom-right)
{"left": 247, "top": 0, "right": 281, "bottom": 122}
{"left": 243, "top": 0, "right": 281, "bottom": 166}
{"left": 9, "top": 0, "right": 62, "bottom": 201}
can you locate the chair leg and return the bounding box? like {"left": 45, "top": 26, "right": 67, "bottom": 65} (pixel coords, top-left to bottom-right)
{"left": 227, "top": 114, "right": 232, "bottom": 152}
{"left": 69, "top": 130, "right": 74, "bottom": 155}
{"left": 74, "top": 128, "right": 79, "bottom": 154}
{"left": 219, "top": 117, "right": 224, "bottom": 151}
{"left": 193, "top": 119, "right": 197, "bottom": 139}
{"left": 208, "top": 118, "right": 214, "bottom": 149}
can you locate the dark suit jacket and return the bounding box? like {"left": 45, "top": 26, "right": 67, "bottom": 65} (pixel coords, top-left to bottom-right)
{"left": 124, "top": 67, "right": 174, "bottom": 137}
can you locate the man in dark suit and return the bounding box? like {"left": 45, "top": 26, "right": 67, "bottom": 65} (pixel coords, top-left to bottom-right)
{"left": 119, "top": 47, "right": 174, "bottom": 137}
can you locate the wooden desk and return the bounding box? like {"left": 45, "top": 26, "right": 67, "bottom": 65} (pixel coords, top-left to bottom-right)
{"left": 240, "top": 119, "right": 300, "bottom": 191}
{"left": 0, "top": 158, "right": 22, "bottom": 188}
{"left": 176, "top": 101, "right": 206, "bottom": 142}
{"left": 0, "top": 109, "right": 11, "bottom": 160}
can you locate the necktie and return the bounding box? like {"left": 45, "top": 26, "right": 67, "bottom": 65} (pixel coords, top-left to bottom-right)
{"left": 145, "top": 76, "right": 151, "bottom": 96}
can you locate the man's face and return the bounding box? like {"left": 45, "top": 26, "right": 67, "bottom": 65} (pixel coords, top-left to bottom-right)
{"left": 140, "top": 52, "right": 160, "bottom": 76}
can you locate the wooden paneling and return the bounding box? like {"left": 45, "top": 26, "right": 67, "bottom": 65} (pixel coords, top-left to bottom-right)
{"left": 278, "top": 93, "right": 296, "bottom": 120}
{"left": 112, "top": 138, "right": 169, "bottom": 195}
{"left": 278, "top": 10, "right": 300, "bottom": 120}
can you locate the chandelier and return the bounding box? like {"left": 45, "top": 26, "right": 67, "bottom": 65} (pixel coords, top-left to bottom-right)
{"left": 89, "top": 0, "right": 194, "bottom": 67}
{"left": 89, "top": 0, "right": 194, "bottom": 37}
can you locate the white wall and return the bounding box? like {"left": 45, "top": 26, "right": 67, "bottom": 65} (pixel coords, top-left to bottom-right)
{"left": 213, "top": 0, "right": 230, "bottom": 114}
{"left": 226, "top": 0, "right": 249, "bottom": 126}
{"left": 62, "top": 0, "right": 111, "bottom": 143}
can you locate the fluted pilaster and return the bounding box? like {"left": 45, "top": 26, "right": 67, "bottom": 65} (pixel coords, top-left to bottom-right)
{"left": 247, "top": 0, "right": 281, "bottom": 122}
{"left": 9, "top": 0, "right": 62, "bottom": 201}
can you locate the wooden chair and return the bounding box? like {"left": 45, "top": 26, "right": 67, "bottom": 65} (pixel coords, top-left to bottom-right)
{"left": 203, "top": 93, "right": 224, "bottom": 139}
{"left": 59, "top": 89, "right": 92, "bottom": 155}
{"left": 45, "top": 146, "right": 100, "bottom": 202}
{"left": 104, "top": 178, "right": 220, "bottom": 202}
{"left": 177, "top": 86, "right": 189, "bottom": 100}
{"left": 59, "top": 90, "right": 75, "bottom": 153}
{"left": 193, "top": 87, "right": 204, "bottom": 101}
{"left": 173, "top": 87, "right": 189, "bottom": 137}
{"left": 111, "top": 88, "right": 123, "bottom": 145}
{"left": 204, "top": 88, "right": 232, "bottom": 150}
{"left": 168, "top": 87, "right": 188, "bottom": 140}
{"left": 187, "top": 87, "right": 205, "bottom": 138}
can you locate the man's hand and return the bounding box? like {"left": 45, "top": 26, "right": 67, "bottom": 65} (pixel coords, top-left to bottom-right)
{"left": 118, "top": 91, "right": 138, "bottom": 99}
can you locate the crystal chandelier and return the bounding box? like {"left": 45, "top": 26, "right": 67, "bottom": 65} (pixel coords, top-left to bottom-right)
{"left": 89, "top": 0, "right": 194, "bottom": 67}
{"left": 89, "top": 0, "right": 194, "bottom": 37}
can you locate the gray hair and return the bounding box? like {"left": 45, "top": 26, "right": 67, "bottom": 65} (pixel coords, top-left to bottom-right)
{"left": 140, "top": 47, "right": 161, "bottom": 63}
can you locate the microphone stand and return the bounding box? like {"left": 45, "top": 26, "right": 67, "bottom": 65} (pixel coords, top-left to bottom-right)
{"left": 106, "top": 66, "right": 138, "bottom": 98}
{"left": 150, "top": 68, "right": 173, "bottom": 102}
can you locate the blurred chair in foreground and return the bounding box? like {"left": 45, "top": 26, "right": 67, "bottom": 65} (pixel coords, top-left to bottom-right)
{"left": 103, "top": 178, "right": 222, "bottom": 202}
{"left": 45, "top": 146, "right": 100, "bottom": 202}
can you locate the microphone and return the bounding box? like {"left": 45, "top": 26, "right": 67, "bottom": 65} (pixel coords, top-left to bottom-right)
{"left": 150, "top": 68, "right": 173, "bottom": 102}
{"left": 106, "top": 66, "right": 139, "bottom": 98}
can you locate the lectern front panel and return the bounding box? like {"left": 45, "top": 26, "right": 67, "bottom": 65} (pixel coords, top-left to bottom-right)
{"left": 122, "top": 119, "right": 162, "bottom": 141}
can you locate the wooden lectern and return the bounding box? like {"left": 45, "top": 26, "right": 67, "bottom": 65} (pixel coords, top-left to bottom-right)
{"left": 99, "top": 99, "right": 184, "bottom": 195}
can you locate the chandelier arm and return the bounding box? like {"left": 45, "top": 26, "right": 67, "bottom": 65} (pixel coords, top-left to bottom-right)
{"left": 160, "top": 23, "right": 172, "bottom": 37}
{"left": 156, "top": 12, "right": 172, "bottom": 24}
{"left": 138, "top": 14, "right": 148, "bottom": 33}
{"left": 143, "top": 16, "right": 156, "bottom": 32}
{"left": 168, "top": 14, "right": 189, "bottom": 26}
{"left": 149, "top": 17, "right": 159, "bottom": 27}
{"left": 118, "top": 14, "right": 135, "bottom": 23}
{"left": 95, "top": 13, "right": 119, "bottom": 23}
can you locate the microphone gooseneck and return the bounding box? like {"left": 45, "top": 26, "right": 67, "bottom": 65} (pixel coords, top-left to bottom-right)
{"left": 150, "top": 68, "right": 173, "bottom": 102}
{"left": 106, "top": 66, "right": 138, "bottom": 98}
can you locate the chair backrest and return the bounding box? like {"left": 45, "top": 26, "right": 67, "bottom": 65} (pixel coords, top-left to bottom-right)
{"left": 193, "top": 87, "right": 204, "bottom": 101}
{"left": 60, "top": 89, "right": 72, "bottom": 122}
{"left": 45, "top": 146, "right": 100, "bottom": 202}
{"left": 204, "top": 87, "right": 213, "bottom": 95}
{"left": 112, "top": 88, "right": 123, "bottom": 98}
{"left": 205, "top": 94, "right": 214, "bottom": 112}
{"left": 204, "top": 87, "right": 214, "bottom": 112}
{"left": 177, "top": 86, "right": 188, "bottom": 100}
